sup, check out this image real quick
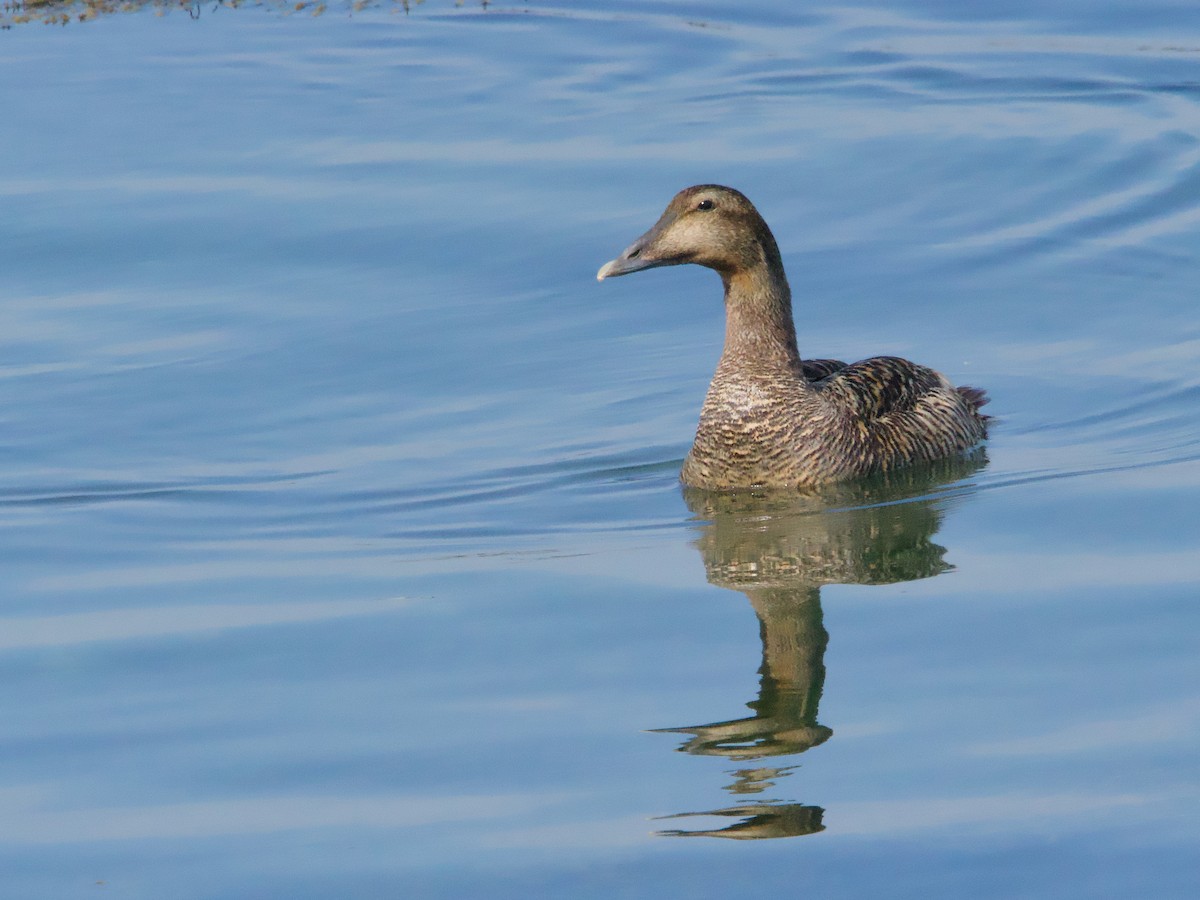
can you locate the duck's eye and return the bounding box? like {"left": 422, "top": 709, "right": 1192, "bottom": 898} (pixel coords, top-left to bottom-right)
{"left": 697, "top": 199, "right": 715, "bottom": 211}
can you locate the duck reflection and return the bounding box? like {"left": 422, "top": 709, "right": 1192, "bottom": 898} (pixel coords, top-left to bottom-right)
{"left": 655, "top": 452, "right": 986, "bottom": 839}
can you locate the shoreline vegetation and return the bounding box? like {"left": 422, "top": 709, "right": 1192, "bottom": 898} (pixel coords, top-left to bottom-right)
{"left": 1, "top": 0, "right": 492, "bottom": 27}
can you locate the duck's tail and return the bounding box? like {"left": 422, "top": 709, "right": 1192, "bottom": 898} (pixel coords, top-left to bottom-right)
{"left": 956, "top": 385, "right": 991, "bottom": 419}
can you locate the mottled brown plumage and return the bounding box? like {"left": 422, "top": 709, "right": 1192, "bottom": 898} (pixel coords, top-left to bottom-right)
{"left": 597, "top": 184, "right": 988, "bottom": 490}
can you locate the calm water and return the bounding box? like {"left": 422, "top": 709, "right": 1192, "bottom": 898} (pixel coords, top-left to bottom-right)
{"left": 2, "top": 1, "right": 1199, "bottom": 897}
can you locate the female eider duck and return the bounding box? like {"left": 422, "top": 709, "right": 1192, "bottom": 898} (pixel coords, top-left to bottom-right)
{"left": 597, "top": 185, "right": 988, "bottom": 490}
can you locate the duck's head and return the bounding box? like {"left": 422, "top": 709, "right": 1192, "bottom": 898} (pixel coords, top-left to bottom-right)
{"left": 596, "top": 184, "right": 777, "bottom": 282}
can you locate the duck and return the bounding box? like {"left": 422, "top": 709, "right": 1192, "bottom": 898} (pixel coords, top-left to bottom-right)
{"left": 597, "top": 184, "right": 988, "bottom": 490}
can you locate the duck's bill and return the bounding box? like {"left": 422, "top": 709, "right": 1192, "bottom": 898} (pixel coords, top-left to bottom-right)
{"left": 597, "top": 254, "right": 660, "bottom": 281}
{"left": 596, "top": 236, "right": 671, "bottom": 280}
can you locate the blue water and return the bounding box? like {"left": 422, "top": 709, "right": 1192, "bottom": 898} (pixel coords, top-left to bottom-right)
{"left": 2, "top": 1, "right": 1199, "bottom": 897}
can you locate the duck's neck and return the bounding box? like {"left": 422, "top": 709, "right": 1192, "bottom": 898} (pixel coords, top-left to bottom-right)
{"left": 718, "top": 263, "right": 802, "bottom": 375}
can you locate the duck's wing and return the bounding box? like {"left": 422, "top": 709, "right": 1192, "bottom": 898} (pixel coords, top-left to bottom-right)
{"left": 816, "top": 355, "right": 965, "bottom": 421}
{"left": 815, "top": 356, "right": 989, "bottom": 465}
{"left": 800, "top": 358, "right": 848, "bottom": 382}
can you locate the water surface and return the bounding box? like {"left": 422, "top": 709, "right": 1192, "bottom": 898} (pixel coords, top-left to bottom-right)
{"left": 1, "top": 2, "right": 1198, "bottom": 897}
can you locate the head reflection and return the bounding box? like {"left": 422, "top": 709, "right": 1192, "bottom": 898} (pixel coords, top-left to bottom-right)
{"left": 655, "top": 452, "right": 985, "bottom": 839}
